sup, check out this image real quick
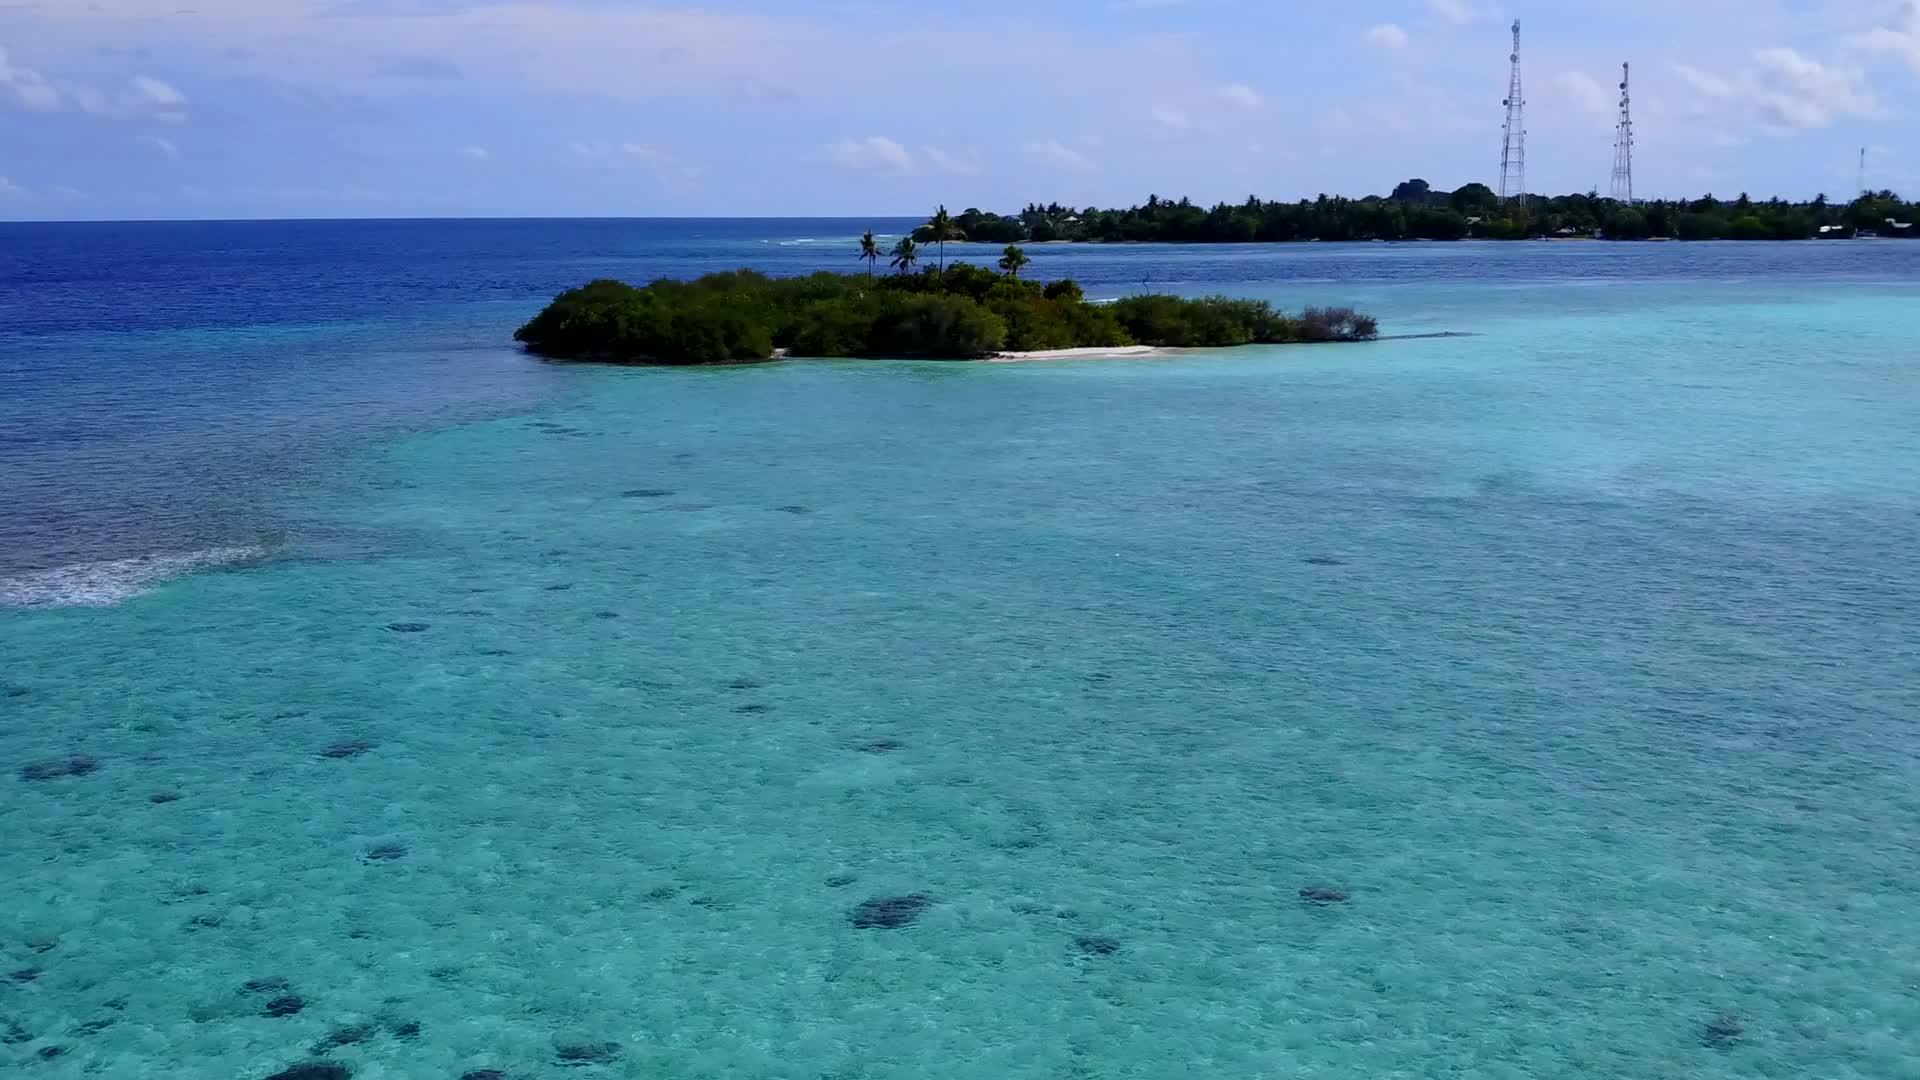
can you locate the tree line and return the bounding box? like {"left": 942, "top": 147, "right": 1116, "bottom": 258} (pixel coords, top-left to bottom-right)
{"left": 909, "top": 181, "right": 1918, "bottom": 244}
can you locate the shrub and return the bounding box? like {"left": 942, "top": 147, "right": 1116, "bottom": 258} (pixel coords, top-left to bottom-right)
{"left": 865, "top": 294, "right": 1008, "bottom": 358}
{"left": 1297, "top": 307, "right": 1380, "bottom": 342}
{"left": 1041, "top": 280, "right": 1085, "bottom": 303}
{"left": 934, "top": 263, "right": 1008, "bottom": 301}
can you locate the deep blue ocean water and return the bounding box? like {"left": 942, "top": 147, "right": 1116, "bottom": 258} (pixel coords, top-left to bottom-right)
{"left": 3, "top": 220, "right": 1919, "bottom": 1078}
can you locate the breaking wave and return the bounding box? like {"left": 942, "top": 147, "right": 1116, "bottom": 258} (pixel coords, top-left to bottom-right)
{"left": 0, "top": 545, "right": 271, "bottom": 610}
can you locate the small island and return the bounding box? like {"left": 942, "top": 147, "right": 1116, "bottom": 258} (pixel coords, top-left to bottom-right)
{"left": 516, "top": 230, "right": 1377, "bottom": 366}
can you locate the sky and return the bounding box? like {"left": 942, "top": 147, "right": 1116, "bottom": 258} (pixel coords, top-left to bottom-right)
{"left": 1, "top": 0, "right": 1917, "bottom": 219}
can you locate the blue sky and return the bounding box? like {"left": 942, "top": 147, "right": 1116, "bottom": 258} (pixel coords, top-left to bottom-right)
{"left": 2, "top": 0, "right": 1916, "bottom": 219}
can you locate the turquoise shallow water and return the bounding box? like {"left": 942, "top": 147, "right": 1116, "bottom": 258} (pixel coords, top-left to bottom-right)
{"left": 5, "top": 235, "right": 1920, "bottom": 1078}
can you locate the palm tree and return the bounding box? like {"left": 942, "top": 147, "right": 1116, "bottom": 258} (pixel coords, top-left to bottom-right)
{"left": 858, "top": 229, "right": 881, "bottom": 280}
{"left": 889, "top": 236, "right": 919, "bottom": 275}
{"left": 998, "top": 244, "right": 1030, "bottom": 279}
{"left": 925, "top": 204, "right": 957, "bottom": 275}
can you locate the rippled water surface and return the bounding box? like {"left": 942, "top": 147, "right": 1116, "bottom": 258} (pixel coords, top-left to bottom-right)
{"left": 3, "top": 222, "right": 1919, "bottom": 1079}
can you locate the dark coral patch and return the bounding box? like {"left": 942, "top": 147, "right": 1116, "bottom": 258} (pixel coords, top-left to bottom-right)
{"left": 774, "top": 505, "right": 814, "bottom": 515}
{"left": 8, "top": 968, "right": 41, "bottom": 983}
{"left": 850, "top": 893, "right": 935, "bottom": 929}
{"left": 734, "top": 703, "right": 771, "bottom": 715}
{"left": 554, "top": 1042, "right": 622, "bottom": 1066}
{"left": 1302, "top": 556, "right": 1347, "bottom": 567}
{"left": 149, "top": 791, "right": 182, "bottom": 804}
{"left": 241, "top": 977, "right": 289, "bottom": 994}
{"left": 385, "top": 622, "right": 431, "bottom": 634}
{"left": 1, "top": 1021, "right": 32, "bottom": 1045}
{"left": 364, "top": 843, "right": 408, "bottom": 862}
{"left": 264, "top": 996, "right": 305, "bottom": 1018}
{"left": 1703, "top": 1011, "right": 1744, "bottom": 1046}
{"left": 265, "top": 1065, "right": 352, "bottom": 1080}
{"left": 461, "top": 1072, "right": 508, "bottom": 1080}
{"left": 543, "top": 584, "right": 573, "bottom": 592}
{"left": 1073, "top": 935, "right": 1122, "bottom": 956}
{"left": 390, "top": 1020, "right": 421, "bottom": 1040}
{"left": 725, "top": 678, "right": 762, "bottom": 690}
{"left": 312, "top": 1023, "right": 378, "bottom": 1052}
{"left": 856, "top": 739, "right": 904, "bottom": 754}
{"left": 36, "top": 1046, "right": 65, "bottom": 1060}
{"left": 320, "top": 740, "right": 375, "bottom": 760}
{"left": 619, "top": 489, "right": 675, "bottom": 499}
{"left": 20, "top": 755, "right": 98, "bottom": 781}
{"left": 824, "top": 874, "right": 857, "bottom": 888}
{"left": 1299, "top": 886, "right": 1350, "bottom": 905}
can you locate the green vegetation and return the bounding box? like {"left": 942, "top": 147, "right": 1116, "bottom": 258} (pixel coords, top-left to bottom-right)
{"left": 514, "top": 262, "right": 1378, "bottom": 366}
{"left": 912, "top": 183, "right": 1918, "bottom": 244}
{"left": 925, "top": 204, "right": 959, "bottom": 274}
{"left": 889, "top": 236, "right": 920, "bottom": 274}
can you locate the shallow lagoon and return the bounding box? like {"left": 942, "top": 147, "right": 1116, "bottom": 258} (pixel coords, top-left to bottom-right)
{"left": 3, "top": 225, "right": 1920, "bottom": 1077}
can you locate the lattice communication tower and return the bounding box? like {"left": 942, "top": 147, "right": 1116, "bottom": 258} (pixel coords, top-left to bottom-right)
{"left": 1610, "top": 62, "right": 1634, "bottom": 203}
{"left": 1498, "top": 20, "right": 1527, "bottom": 207}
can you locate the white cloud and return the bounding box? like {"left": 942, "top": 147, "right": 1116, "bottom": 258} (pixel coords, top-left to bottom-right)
{"left": 1680, "top": 49, "right": 1875, "bottom": 131}
{"left": 1023, "top": 139, "right": 1096, "bottom": 172}
{"left": 131, "top": 76, "right": 186, "bottom": 107}
{"left": 1150, "top": 103, "right": 1191, "bottom": 129}
{"left": 1553, "top": 70, "right": 1613, "bottom": 116}
{"left": 574, "top": 141, "right": 670, "bottom": 164}
{"left": 923, "top": 145, "right": 980, "bottom": 175}
{"left": 1425, "top": 0, "right": 1477, "bottom": 25}
{"left": 1854, "top": 1, "right": 1920, "bottom": 75}
{"left": 827, "top": 135, "right": 913, "bottom": 172}
{"left": 1750, "top": 48, "right": 1875, "bottom": 129}
{"left": 460, "top": 145, "right": 491, "bottom": 161}
{"left": 0, "top": 49, "right": 191, "bottom": 119}
{"left": 135, "top": 134, "right": 179, "bottom": 158}
{"left": 0, "top": 48, "right": 62, "bottom": 112}
{"left": 1366, "top": 24, "right": 1410, "bottom": 50}
{"left": 1216, "top": 83, "right": 1262, "bottom": 108}
{"left": 1673, "top": 63, "right": 1735, "bottom": 100}
{"left": 570, "top": 141, "right": 701, "bottom": 187}
{"left": 0, "top": 175, "right": 21, "bottom": 197}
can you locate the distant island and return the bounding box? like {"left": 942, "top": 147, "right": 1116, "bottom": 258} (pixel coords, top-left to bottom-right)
{"left": 912, "top": 181, "right": 1918, "bottom": 244}
{"left": 516, "top": 226, "right": 1378, "bottom": 366}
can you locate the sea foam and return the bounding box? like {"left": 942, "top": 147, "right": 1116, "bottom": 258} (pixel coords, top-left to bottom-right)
{"left": 0, "top": 545, "right": 268, "bottom": 609}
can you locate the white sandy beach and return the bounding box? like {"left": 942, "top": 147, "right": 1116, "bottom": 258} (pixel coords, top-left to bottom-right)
{"left": 987, "top": 345, "right": 1172, "bottom": 362}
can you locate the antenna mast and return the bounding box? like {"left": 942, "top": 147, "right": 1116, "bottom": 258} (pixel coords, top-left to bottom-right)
{"left": 1610, "top": 62, "right": 1634, "bottom": 203}
{"left": 1858, "top": 147, "right": 1868, "bottom": 198}
{"left": 1498, "top": 19, "right": 1527, "bottom": 208}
